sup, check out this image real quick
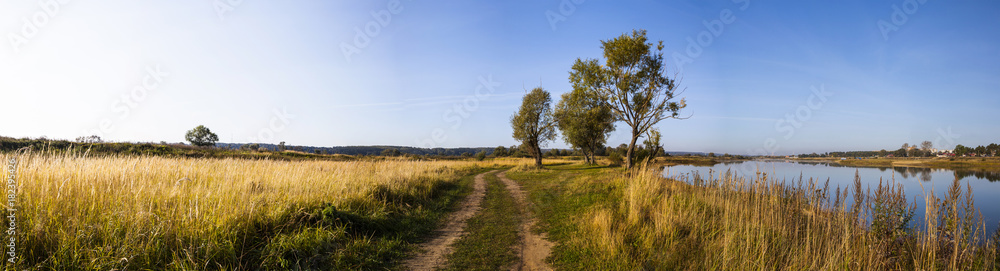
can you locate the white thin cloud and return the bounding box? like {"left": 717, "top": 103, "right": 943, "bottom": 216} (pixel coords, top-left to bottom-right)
{"left": 698, "top": 116, "right": 780, "bottom": 122}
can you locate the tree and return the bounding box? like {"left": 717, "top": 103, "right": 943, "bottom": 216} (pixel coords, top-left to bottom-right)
{"left": 185, "top": 125, "right": 219, "bottom": 147}
{"left": 381, "top": 148, "right": 401, "bottom": 156}
{"left": 241, "top": 143, "right": 260, "bottom": 151}
{"left": 570, "top": 29, "right": 687, "bottom": 170}
{"left": 894, "top": 148, "right": 907, "bottom": 158}
{"left": 75, "top": 135, "right": 102, "bottom": 143}
{"left": 278, "top": 141, "right": 287, "bottom": 151}
{"left": 553, "top": 87, "right": 615, "bottom": 164}
{"left": 879, "top": 149, "right": 888, "bottom": 157}
{"left": 511, "top": 87, "right": 557, "bottom": 167}
{"left": 955, "top": 144, "right": 969, "bottom": 156}
{"left": 901, "top": 143, "right": 912, "bottom": 157}
{"left": 493, "top": 146, "right": 509, "bottom": 157}
{"left": 642, "top": 128, "right": 663, "bottom": 162}
{"left": 921, "top": 141, "right": 933, "bottom": 151}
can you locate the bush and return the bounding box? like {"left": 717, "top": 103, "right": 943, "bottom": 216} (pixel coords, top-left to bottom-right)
{"left": 607, "top": 152, "right": 623, "bottom": 167}
{"left": 475, "top": 151, "right": 487, "bottom": 161}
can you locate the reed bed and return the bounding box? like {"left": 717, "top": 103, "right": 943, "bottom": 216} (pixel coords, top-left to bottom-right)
{"left": 0, "top": 152, "right": 527, "bottom": 270}
{"left": 584, "top": 166, "right": 998, "bottom": 270}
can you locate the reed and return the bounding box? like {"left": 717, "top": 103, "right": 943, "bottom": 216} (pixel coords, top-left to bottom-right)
{"left": 581, "top": 166, "right": 998, "bottom": 270}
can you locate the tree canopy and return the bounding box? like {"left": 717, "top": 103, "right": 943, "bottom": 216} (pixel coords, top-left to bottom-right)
{"left": 511, "top": 87, "right": 557, "bottom": 167}
{"left": 185, "top": 125, "right": 219, "bottom": 147}
{"left": 570, "top": 29, "right": 687, "bottom": 169}
{"left": 553, "top": 87, "right": 615, "bottom": 164}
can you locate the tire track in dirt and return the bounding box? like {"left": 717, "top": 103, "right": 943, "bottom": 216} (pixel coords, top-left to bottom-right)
{"left": 497, "top": 171, "right": 554, "bottom": 271}
{"left": 405, "top": 170, "right": 497, "bottom": 271}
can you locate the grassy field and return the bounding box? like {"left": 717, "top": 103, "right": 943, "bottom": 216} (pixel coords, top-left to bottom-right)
{"left": 507, "top": 163, "right": 1000, "bottom": 270}
{"left": 1, "top": 151, "right": 530, "bottom": 270}
{"left": 7, "top": 150, "right": 1000, "bottom": 270}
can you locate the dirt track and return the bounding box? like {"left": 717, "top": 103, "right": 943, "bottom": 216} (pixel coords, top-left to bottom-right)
{"left": 405, "top": 170, "right": 553, "bottom": 271}
{"left": 404, "top": 170, "right": 496, "bottom": 271}
{"left": 497, "top": 171, "right": 554, "bottom": 271}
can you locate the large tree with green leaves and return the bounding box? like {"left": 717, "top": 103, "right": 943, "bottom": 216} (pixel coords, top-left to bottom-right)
{"left": 511, "top": 87, "right": 557, "bottom": 167}
{"left": 570, "top": 29, "right": 687, "bottom": 170}
{"left": 185, "top": 125, "right": 219, "bottom": 147}
{"left": 953, "top": 144, "right": 965, "bottom": 156}
{"left": 553, "top": 87, "right": 615, "bottom": 164}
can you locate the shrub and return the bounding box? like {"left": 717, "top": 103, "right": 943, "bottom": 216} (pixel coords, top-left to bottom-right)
{"left": 607, "top": 152, "right": 623, "bottom": 167}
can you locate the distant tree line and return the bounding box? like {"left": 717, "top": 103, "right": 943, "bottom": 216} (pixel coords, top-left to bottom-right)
{"left": 218, "top": 143, "right": 498, "bottom": 157}
{"left": 954, "top": 143, "right": 999, "bottom": 157}
{"left": 798, "top": 141, "right": 999, "bottom": 158}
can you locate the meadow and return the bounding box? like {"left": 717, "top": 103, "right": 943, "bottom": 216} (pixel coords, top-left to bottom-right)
{"left": 6, "top": 149, "right": 1000, "bottom": 270}
{"left": 507, "top": 163, "right": 1000, "bottom": 270}
{"left": 2, "top": 151, "right": 526, "bottom": 270}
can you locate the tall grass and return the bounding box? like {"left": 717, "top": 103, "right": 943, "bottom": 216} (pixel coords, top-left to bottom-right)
{"left": 583, "top": 166, "right": 998, "bottom": 270}
{"left": 1, "top": 152, "right": 527, "bottom": 269}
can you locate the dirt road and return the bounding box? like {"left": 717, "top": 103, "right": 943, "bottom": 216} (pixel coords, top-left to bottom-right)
{"left": 405, "top": 170, "right": 554, "bottom": 271}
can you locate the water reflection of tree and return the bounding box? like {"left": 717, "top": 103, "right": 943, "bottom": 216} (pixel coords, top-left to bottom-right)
{"left": 954, "top": 170, "right": 1000, "bottom": 182}
{"left": 744, "top": 161, "right": 1000, "bottom": 182}
{"left": 795, "top": 161, "right": 832, "bottom": 166}
{"left": 890, "top": 167, "right": 935, "bottom": 182}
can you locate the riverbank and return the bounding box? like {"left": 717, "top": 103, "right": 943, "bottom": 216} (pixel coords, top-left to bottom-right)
{"left": 793, "top": 157, "right": 1000, "bottom": 171}
{"left": 654, "top": 156, "right": 751, "bottom": 166}
{"left": 507, "top": 162, "right": 999, "bottom": 270}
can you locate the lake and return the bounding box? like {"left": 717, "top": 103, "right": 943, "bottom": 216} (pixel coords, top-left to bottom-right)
{"left": 663, "top": 160, "right": 1000, "bottom": 235}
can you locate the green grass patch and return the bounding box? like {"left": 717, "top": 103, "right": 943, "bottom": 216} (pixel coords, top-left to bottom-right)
{"left": 442, "top": 172, "right": 522, "bottom": 270}
{"left": 505, "top": 164, "right": 629, "bottom": 270}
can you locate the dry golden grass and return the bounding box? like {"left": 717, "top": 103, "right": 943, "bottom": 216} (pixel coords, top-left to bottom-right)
{"left": 0, "top": 152, "right": 531, "bottom": 269}
{"left": 581, "top": 166, "right": 999, "bottom": 270}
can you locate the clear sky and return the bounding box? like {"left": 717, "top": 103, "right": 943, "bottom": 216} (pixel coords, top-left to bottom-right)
{"left": 1, "top": 0, "right": 998, "bottom": 155}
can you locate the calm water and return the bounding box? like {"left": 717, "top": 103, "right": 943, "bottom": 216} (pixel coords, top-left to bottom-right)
{"left": 663, "top": 160, "right": 1000, "bottom": 234}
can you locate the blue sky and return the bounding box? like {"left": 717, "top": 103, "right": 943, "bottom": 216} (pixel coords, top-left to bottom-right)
{"left": 1, "top": 0, "right": 998, "bottom": 155}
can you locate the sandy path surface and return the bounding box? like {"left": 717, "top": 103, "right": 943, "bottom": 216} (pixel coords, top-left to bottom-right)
{"left": 404, "top": 170, "right": 497, "bottom": 271}
{"left": 497, "top": 171, "right": 554, "bottom": 271}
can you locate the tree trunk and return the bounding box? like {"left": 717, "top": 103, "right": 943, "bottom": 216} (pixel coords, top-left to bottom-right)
{"left": 625, "top": 128, "right": 639, "bottom": 170}
{"left": 584, "top": 145, "right": 592, "bottom": 164}
{"left": 533, "top": 144, "right": 543, "bottom": 168}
